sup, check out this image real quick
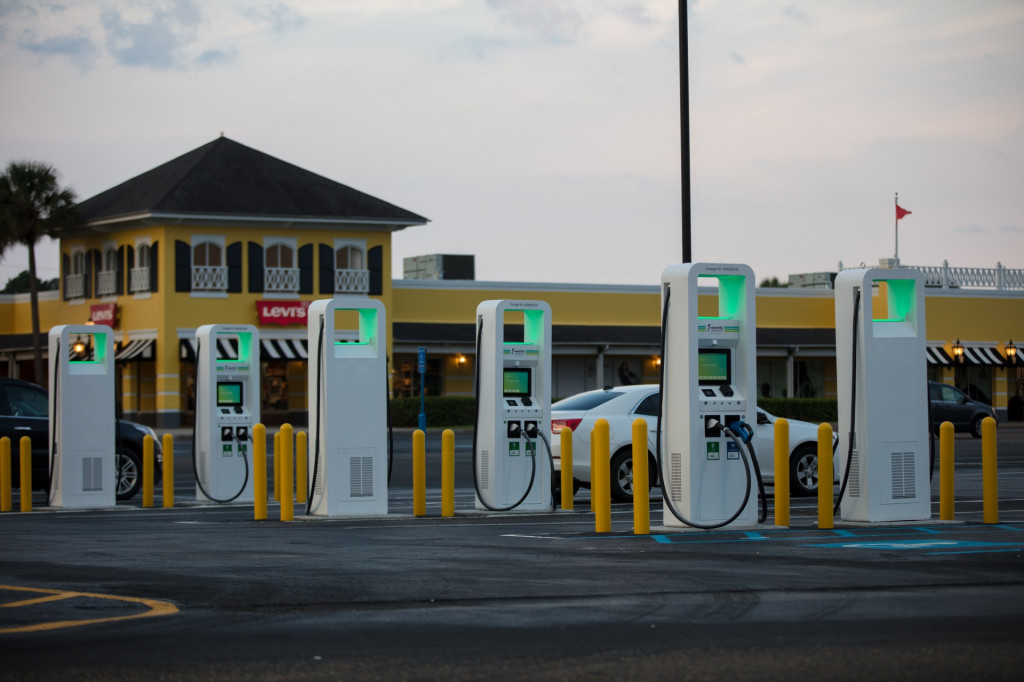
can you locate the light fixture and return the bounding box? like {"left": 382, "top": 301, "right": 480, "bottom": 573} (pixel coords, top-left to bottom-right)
{"left": 951, "top": 339, "right": 964, "bottom": 364}
{"left": 72, "top": 336, "right": 87, "bottom": 355}
{"left": 654, "top": 356, "right": 662, "bottom": 367}
{"left": 1007, "top": 340, "right": 1018, "bottom": 365}
{"left": 456, "top": 353, "right": 466, "bottom": 365}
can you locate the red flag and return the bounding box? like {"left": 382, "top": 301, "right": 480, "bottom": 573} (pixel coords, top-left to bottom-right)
{"left": 896, "top": 204, "right": 912, "bottom": 220}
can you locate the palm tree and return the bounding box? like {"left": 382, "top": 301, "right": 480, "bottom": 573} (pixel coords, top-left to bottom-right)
{"left": 0, "top": 161, "right": 80, "bottom": 383}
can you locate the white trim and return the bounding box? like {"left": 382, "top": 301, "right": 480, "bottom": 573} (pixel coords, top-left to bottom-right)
{"left": 86, "top": 211, "right": 427, "bottom": 229}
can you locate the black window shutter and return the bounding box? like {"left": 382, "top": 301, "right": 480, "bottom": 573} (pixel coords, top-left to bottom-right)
{"left": 368, "top": 246, "right": 383, "bottom": 296}
{"left": 299, "top": 244, "right": 313, "bottom": 294}
{"left": 84, "top": 250, "right": 94, "bottom": 298}
{"left": 116, "top": 245, "right": 125, "bottom": 296}
{"left": 62, "top": 253, "right": 70, "bottom": 301}
{"left": 227, "top": 242, "right": 242, "bottom": 293}
{"left": 150, "top": 242, "right": 159, "bottom": 293}
{"left": 127, "top": 245, "right": 135, "bottom": 274}
{"left": 319, "top": 244, "right": 333, "bottom": 294}
{"left": 175, "top": 240, "right": 191, "bottom": 292}
{"left": 248, "top": 242, "right": 264, "bottom": 293}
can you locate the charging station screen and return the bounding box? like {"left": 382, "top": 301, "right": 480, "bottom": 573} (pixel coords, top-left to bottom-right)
{"left": 503, "top": 368, "right": 531, "bottom": 397}
{"left": 217, "top": 381, "right": 244, "bottom": 407}
{"left": 698, "top": 350, "right": 731, "bottom": 385}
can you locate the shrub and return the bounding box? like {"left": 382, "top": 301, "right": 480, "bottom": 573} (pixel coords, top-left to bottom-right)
{"left": 757, "top": 398, "right": 838, "bottom": 424}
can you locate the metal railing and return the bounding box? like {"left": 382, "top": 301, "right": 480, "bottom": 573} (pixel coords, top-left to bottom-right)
{"left": 335, "top": 268, "right": 370, "bottom": 294}
{"left": 192, "top": 265, "right": 228, "bottom": 292}
{"left": 130, "top": 266, "right": 150, "bottom": 293}
{"left": 265, "top": 267, "right": 300, "bottom": 293}
{"left": 96, "top": 270, "right": 118, "bottom": 297}
{"left": 64, "top": 273, "right": 84, "bottom": 299}
{"left": 838, "top": 260, "right": 1024, "bottom": 291}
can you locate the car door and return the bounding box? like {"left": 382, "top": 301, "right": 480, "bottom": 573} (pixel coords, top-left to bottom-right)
{"left": 932, "top": 384, "right": 968, "bottom": 429}
{"left": 0, "top": 382, "right": 51, "bottom": 483}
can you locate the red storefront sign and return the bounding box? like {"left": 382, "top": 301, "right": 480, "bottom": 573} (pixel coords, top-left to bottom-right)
{"left": 90, "top": 303, "right": 118, "bottom": 327}
{"left": 256, "top": 300, "right": 311, "bottom": 326}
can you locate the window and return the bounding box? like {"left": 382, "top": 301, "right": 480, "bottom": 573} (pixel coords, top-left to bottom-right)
{"left": 192, "top": 238, "right": 226, "bottom": 292}
{"left": 64, "top": 250, "right": 86, "bottom": 299}
{"left": 264, "top": 239, "right": 298, "bottom": 293}
{"left": 97, "top": 246, "right": 118, "bottom": 297}
{"left": 333, "top": 240, "right": 368, "bottom": 294}
{"left": 131, "top": 242, "right": 152, "bottom": 293}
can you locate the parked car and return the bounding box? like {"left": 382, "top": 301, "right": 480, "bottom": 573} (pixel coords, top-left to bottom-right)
{"left": 928, "top": 381, "right": 997, "bottom": 438}
{"left": 550, "top": 384, "right": 837, "bottom": 502}
{"left": 0, "top": 377, "right": 161, "bottom": 501}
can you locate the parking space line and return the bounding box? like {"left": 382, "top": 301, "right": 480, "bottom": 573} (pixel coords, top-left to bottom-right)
{"left": 0, "top": 584, "right": 178, "bottom": 634}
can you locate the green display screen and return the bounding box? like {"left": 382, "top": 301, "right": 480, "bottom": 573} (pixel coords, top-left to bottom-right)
{"left": 698, "top": 350, "right": 730, "bottom": 384}
{"left": 503, "top": 368, "right": 531, "bottom": 397}
{"left": 217, "top": 381, "right": 243, "bottom": 407}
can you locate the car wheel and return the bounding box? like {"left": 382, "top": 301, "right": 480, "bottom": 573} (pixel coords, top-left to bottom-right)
{"left": 609, "top": 449, "right": 634, "bottom": 503}
{"left": 789, "top": 445, "right": 818, "bottom": 497}
{"left": 970, "top": 416, "right": 984, "bottom": 439}
{"left": 116, "top": 450, "right": 142, "bottom": 501}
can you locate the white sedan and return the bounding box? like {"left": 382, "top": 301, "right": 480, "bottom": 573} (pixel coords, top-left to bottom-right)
{"left": 550, "top": 384, "right": 837, "bottom": 502}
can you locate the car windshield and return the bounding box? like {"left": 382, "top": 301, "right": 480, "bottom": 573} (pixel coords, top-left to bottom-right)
{"left": 553, "top": 391, "right": 624, "bottom": 412}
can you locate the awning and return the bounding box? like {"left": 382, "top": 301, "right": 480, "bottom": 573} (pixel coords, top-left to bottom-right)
{"left": 261, "top": 338, "right": 308, "bottom": 360}
{"left": 926, "top": 345, "right": 954, "bottom": 366}
{"left": 960, "top": 346, "right": 1006, "bottom": 366}
{"left": 180, "top": 337, "right": 309, "bottom": 362}
{"left": 115, "top": 338, "right": 155, "bottom": 362}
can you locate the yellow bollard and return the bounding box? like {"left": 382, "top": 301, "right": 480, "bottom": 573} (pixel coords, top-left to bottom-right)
{"left": 1, "top": 437, "right": 10, "bottom": 512}
{"left": 296, "top": 431, "right": 307, "bottom": 505}
{"left": 413, "top": 430, "right": 426, "bottom": 516}
{"left": 274, "top": 430, "right": 281, "bottom": 501}
{"left": 442, "top": 429, "right": 455, "bottom": 517}
{"left": 253, "top": 424, "right": 267, "bottom": 521}
{"left": 594, "top": 419, "right": 611, "bottom": 533}
{"left": 632, "top": 418, "right": 649, "bottom": 535}
{"left": 162, "top": 433, "right": 174, "bottom": 508}
{"left": 142, "top": 435, "right": 154, "bottom": 508}
{"left": 280, "top": 424, "right": 294, "bottom": 521}
{"left": 20, "top": 436, "right": 31, "bottom": 512}
{"left": 982, "top": 416, "right": 998, "bottom": 524}
{"left": 940, "top": 421, "right": 955, "bottom": 521}
{"left": 560, "top": 426, "right": 574, "bottom": 511}
{"left": 774, "top": 418, "right": 790, "bottom": 528}
{"left": 817, "top": 423, "right": 833, "bottom": 529}
{"left": 590, "top": 428, "right": 597, "bottom": 513}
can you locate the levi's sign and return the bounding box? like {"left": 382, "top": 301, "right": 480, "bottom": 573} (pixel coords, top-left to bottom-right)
{"left": 257, "top": 300, "right": 311, "bottom": 326}
{"left": 90, "top": 303, "right": 117, "bottom": 327}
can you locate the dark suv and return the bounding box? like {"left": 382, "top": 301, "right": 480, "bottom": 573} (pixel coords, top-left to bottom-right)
{"left": 0, "top": 376, "right": 161, "bottom": 501}
{"left": 928, "top": 381, "right": 998, "bottom": 438}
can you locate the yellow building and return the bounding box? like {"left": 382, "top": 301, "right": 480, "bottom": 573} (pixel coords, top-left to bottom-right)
{"left": 1, "top": 138, "right": 1021, "bottom": 423}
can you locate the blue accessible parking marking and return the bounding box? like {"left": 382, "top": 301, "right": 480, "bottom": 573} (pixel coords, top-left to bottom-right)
{"left": 808, "top": 539, "right": 1024, "bottom": 551}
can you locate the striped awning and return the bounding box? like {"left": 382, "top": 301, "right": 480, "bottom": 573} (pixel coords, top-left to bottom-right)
{"left": 261, "top": 338, "right": 307, "bottom": 360}
{"left": 115, "top": 338, "right": 155, "bottom": 362}
{"left": 179, "top": 337, "right": 308, "bottom": 362}
{"left": 926, "top": 345, "right": 954, "bottom": 366}
{"left": 960, "top": 346, "right": 1006, "bottom": 366}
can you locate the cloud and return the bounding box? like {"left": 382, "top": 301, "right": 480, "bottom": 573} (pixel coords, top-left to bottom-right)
{"left": 240, "top": 3, "right": 306, "bottom": 35}
{"left": 101, "top": 2, "right": 199, "bottom": 70}
{"left": 782, "top": 4, "right": 811, "bottom": 25}
{"left": 195, "top": 47, "right": 236, "bottom": 66}
{"left": 999, "top": 225, "right": 1024, "bottom": 234}
{"left": 487, "top": 0, "right": 584, "bottom": 44}
{"left": 18, "top": 30, "right": 98, "bottom": 70}
{"left": 729, "top": 51, "right": 745, "bottom": 65}
{"left": 953, "top": 224, "right": 989, "bottom": 234}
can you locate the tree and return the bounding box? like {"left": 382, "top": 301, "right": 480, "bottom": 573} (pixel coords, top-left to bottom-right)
{"left": 758, "top": 276, "right": 787, "bottom": 288}
{"left": 0, "top": 161, "right": 80, "bottom": 383}
{"left": 1, "top": 269, "right": 59, "bottom": 294}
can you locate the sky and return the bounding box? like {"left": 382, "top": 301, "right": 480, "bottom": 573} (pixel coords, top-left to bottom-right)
{"left": 1, "top": 0, "right": 1023, "bottom": 288}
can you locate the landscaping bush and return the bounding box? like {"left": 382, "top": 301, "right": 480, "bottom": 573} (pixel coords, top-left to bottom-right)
{"left": 391, "top": 397, "right": 476, "bottom": 428}
{"left": 757, "top": 398, "right": 838, "bottom": 424}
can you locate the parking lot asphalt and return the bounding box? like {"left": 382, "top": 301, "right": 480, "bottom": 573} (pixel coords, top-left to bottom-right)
{"left": 2, "top": 427, "right": 1023, "bottom": 681}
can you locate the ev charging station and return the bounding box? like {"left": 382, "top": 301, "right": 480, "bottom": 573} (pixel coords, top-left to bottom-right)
{"left": 659, "top": 263, "right": 759, "bottom": 529}
{"left": 194, "top": 324, "right": 259, "bottom": 504}
{"left": 473, "top": 299, "right": 553, "bottom": 512}
{"left": 306, "top": 297, "right": 388, "bottom": 517}
{"left": 834, "top": 267, "right": 930, "bottom": 522}
{"left": 48, "top": 325, "right": 116, "bottom": 508}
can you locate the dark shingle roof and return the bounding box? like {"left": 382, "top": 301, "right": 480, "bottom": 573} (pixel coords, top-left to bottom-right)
{"left": 77, "top": 136, "right": 428, "bottom": 226}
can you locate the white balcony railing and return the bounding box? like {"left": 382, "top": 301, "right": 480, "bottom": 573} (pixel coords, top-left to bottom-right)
{"left": 64, "top": 273, "right": 84, "bottom": 299}
{"left": 96, "top": 270, "right": 118, "bottom": 297}
{"left": 192, "top": 265, "right": 228, "bottom": 292}
{"left": 129, "top": 266, "right": 151, "bottom": 293}
{"left": 838, "top": 260, "right": 1024, "bottom": 291}
{"left": 265, "top": 266, "right": 300, "bottom": 293}
{"left": 335, "top": 268, "right": 370, "bottom": 294}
